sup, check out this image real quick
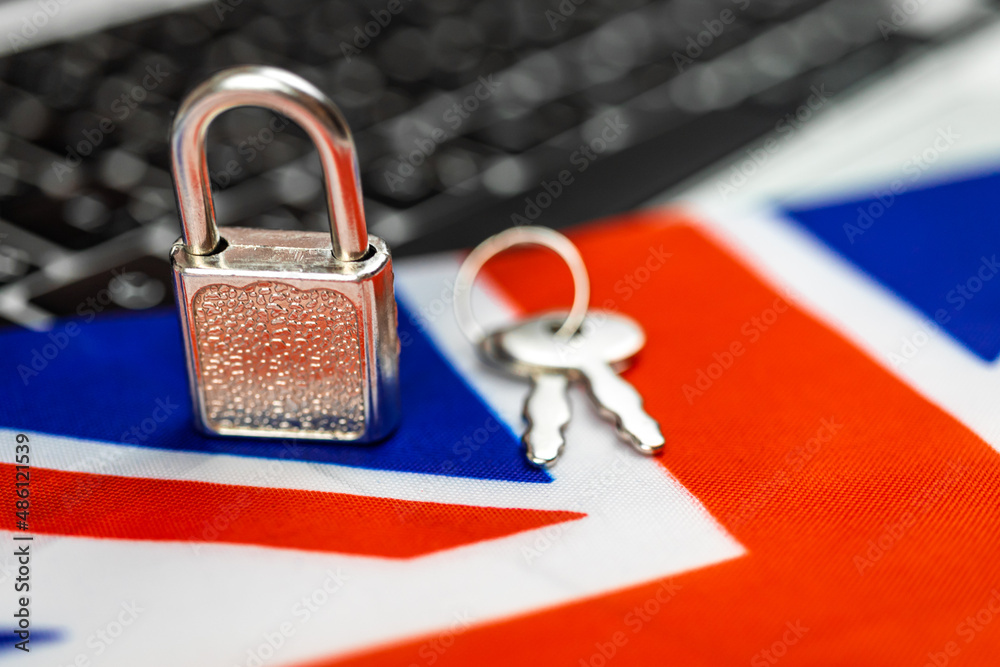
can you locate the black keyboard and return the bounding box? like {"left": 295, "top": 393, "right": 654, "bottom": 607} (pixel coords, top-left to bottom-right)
{"left": 0, "top": 0, "right": 983, "bottom": 327}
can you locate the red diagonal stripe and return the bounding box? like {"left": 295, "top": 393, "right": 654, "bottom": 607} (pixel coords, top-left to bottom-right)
{"left": 307, "top": 213, "right": 1000, "bottom": 665}
{"left": 0, "top": 465, "right": 583, "bottom": 558}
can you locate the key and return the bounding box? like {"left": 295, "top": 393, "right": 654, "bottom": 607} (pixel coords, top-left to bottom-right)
{"left": 482, "top": 311, "right": 664, "bottom": 466}
{"left": 520, "top": 372, "right": 572, "bottom": 468}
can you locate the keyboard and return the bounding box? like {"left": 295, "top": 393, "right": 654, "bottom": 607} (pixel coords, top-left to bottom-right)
{"left": 0, "top": 0, "right": 988, "bottom": 328}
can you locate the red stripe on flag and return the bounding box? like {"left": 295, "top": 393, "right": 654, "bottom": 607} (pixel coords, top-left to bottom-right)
{"left": 309, "top": 213, "right": 1000, "bottom": 664}
{"left": 0, "top": 464, "right": 584, "bottom": 558}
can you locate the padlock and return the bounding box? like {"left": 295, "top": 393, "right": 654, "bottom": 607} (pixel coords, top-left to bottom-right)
{"left": 169, "top": 66, "right": 400, "bottom": 442}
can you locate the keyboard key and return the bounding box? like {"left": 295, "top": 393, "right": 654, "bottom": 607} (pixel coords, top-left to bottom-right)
{"left": 0, "top": 0, "right": 932, "bottom": 297}
{"left": 30, "top": 255, "right": 173, "bottom": 317}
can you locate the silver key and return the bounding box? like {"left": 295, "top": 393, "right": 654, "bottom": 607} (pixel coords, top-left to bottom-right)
{"left": 519, "top": 372, "right": 572, "bottom": 467}
{"left": 483, "top": 311, "right": 664, "bottom": 467}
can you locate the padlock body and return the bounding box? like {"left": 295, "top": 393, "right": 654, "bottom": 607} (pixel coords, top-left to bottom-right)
{"left": 171, "top": 227, "right": 400, "bottom": 442}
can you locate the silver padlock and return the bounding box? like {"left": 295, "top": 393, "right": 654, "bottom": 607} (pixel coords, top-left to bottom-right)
{"left": 169, "top": 66, "right": 400, "bottom": 442}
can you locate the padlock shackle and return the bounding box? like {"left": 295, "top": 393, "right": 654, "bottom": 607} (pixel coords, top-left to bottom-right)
{"left": 171, "top": 66, "right": 368, "bottom": 261}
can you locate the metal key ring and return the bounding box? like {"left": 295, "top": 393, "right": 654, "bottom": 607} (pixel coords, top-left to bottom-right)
{"left": 453, "top": 226, "right": 590, "bottom": 344}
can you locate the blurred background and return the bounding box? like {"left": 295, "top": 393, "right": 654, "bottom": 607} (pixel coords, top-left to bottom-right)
{"left": 0, "top": 0, "right": 994, "bottom": 330}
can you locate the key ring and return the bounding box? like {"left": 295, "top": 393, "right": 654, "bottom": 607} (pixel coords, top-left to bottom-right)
{"left": 453, "top": 226, "right": 590, "bottom": 344}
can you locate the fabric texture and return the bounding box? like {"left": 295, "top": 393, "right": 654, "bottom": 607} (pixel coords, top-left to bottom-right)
{"left": 4, "top": 207, "right": 999, "bottom": 665}
{"left": 312, "top": 213, "right": 1000, "bottom": 666}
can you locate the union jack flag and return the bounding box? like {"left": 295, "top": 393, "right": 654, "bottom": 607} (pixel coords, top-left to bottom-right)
{"left": 8, "top": 85, "right": 1000, "bottom": 662}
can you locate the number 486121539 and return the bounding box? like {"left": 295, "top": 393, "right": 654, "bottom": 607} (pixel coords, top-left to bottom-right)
{"left": 14, "top": 433, "right": 29, "bottom": 527}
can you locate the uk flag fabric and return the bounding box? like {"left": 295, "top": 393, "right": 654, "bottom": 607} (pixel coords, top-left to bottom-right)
{"left": 8, "top": 26, "right": 1000, "bottom": 665}
{"left": 5, "top": 185, "right": 1000, "bottom": 664}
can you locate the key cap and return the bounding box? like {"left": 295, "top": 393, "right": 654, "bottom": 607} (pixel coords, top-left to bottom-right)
{"left": 483, "top": 311, "right": 664, "bottom": 466}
